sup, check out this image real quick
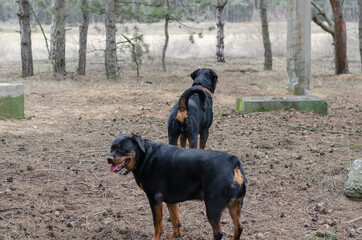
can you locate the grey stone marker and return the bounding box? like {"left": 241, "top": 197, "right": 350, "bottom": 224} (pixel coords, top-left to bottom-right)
{"left": 344, "top": 158, "right": 362, "bottom": 199}
{"left": 0, "top": 83, "right": 24, "bottom": 118}
{"left": 235, "top": 96, "right": 328, "bottom": 115}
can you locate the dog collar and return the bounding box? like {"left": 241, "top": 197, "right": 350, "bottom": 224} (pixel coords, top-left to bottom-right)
{"left": 194, "top": 84, "right": 213, "bottom": 98}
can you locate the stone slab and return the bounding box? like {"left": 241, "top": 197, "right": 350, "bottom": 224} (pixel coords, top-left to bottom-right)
{"left": 344, "top": 158, "right": 362, "bottom": 199}
{"left": 0, "top": 83, "right": 24, "bottom": 118}
{"left": 235, "top": 95, "right": 327, "bottom": 115}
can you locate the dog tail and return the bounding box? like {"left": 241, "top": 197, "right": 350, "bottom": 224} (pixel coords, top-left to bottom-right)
{"left": 175, "top": 86, "right": 206, "bottom": 123}
{"left": 225, "top": 157, "right": 247, "bottom": 201}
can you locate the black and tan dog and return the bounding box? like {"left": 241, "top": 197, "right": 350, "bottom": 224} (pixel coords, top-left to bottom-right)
{"left": 107, "top": 134, "right": 247, "bottom": 240}
{"left": 167, "top": 68, "right": 218, "bottom": 149}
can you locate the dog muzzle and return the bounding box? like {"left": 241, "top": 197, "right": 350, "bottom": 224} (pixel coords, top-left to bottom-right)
{"left": 109, "top": 153, "right": 135, "bottom": 173}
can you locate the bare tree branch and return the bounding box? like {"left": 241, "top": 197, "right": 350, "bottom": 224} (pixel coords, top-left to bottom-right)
{"left": 311, "top": 0, "right": 334, "bottom": 28}
{"left": 214, "top": 0, "right": 228, "bottom": 9}
{"left": 312, "top": 17, "right": 334, "bottom": 35}
{"left": 28, "top": 2, "right": 51, "bottom": 58}
{"left": 170, "top": 17, "right": 194, "bottom": 34}
{"left": 116, "top": 34, "right": 144, "bottom": 45}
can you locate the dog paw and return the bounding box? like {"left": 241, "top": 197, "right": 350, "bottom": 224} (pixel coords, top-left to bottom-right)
{"left": 167, "top": 231, "right": 181, "bottom": 239}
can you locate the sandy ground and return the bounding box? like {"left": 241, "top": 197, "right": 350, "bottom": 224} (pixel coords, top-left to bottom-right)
{"left": 0, "top": 56, "right": 361, "bottom": 240}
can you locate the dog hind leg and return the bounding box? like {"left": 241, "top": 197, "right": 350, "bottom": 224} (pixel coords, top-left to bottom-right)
{"left": 199, "top": 129, "right": 209, "bottom": 149}
{"left": 227, "top": 200, "right": 243, "bottom": 240}
{"left": 166, "top": 203, "right": 182, "bottom": 239}
{"left": 169, "top": 133, "right": 180, "bottom": 146}
{"left": 187, "top": 135, "right": 198, "bottom": 149}
{"left": 179, "top": 134, "right": 187, "bottom": 148}
{"left": 206, "top": 209, "right": 223, "bottom": 240}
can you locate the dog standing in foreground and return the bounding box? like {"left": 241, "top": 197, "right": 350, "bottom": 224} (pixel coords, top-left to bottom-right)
{"left": 167, "top": 68, "right": 218, "bottom": 149}
{"left": 107, "top": 135, "right": 247, "bottom": 240}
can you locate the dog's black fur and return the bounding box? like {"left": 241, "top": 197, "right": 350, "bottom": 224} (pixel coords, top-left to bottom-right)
{"left": 167, "top": 68, "right": 218, "bottom": 149}
{"left": 107, "top": 135, "right": 247, "bottom": 240}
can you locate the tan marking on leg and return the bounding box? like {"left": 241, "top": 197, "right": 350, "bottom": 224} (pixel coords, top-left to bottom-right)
{"left": 228, "top": 200, "right": 243, "bottom": 240}
{"left": 180, "top": 134, "right": 187, "bottom": 148}
{"left": 199, "top": 134, "right": 207, "bottom": 149}
{"left": 167, "top": 203, "right": 182, "bottom": 239}
{"left": 152, "top": 202, "right": 163, "bottom": 240}
{"left": 233, "top": 167, "right": 244, "bottom": 185}
{"left": 187, "top": 136, "right": 197, "bottom": 149}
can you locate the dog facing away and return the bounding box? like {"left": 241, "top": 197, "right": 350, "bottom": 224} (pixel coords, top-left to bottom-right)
{"left": 107, "top": 135, "right": 247, "bottom": 240}
{"left": 168, "top": 68, "right": 218, "bottom": 149}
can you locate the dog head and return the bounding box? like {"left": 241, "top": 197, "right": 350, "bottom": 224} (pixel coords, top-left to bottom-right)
{"left": 191, "top": 68, "right": 218, "bottom": 93}
{"left": 107, "top": 135, "right": 145, "bottom": 172}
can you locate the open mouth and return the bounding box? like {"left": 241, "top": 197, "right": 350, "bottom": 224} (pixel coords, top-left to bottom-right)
{"left": 110, "top": 158, "right": 131, "bottom": 172}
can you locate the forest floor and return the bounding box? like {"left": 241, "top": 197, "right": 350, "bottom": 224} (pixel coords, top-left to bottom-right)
{"left": 0, "top": 57, "right": 361, "bottom": 240}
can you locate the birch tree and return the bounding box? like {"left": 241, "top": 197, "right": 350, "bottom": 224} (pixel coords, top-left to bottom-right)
{"left": 215, "top": 0, "right": 228, "bottom": 62}
{"left": 50, "top": 0, "right": 66, "bottom": 75}
{"left": 17, "top": 0, "right": 33, "bottom": 77}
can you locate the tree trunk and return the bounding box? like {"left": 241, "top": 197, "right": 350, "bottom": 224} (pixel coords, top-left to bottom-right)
{"left": 216, "top": 0, "right": 228, "bottom": 63}
{"left": 286, "top": 0, "right": 311, "bottom": 95}
{"left": 358, "top": 0, "right": 362, "bottom": 72}
{"left": 162, "top": 0, "right": 170, "bottom": 72}
{"left": 260, "top": 0, "right": 272, "bottom": 70}
{"left": 50, "top": 0, "right": 66, "bottom": 75}
{"left": 330, "top": 0, "right": 349, "bottom": 74}
{"left": 104, "top": 0, "right": 120, "bottom": 79}
{"left": 161, "top": 17, "right": 169, "bottom": 72}
{"left": 77, "top": 0, "right": 89, "bottom": 76}
{"left": 17, "top": 0, "right": 33, "bottom": 77}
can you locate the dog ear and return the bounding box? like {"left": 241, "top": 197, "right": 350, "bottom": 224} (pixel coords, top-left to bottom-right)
{"left": 132, "top": 135, "right": 145, "bottom": 153}
{"left": 190, "top": 69, "right": 200, "bottom": 80}
{"left": 210, "top": 69, "right": 218, "bottom": 83}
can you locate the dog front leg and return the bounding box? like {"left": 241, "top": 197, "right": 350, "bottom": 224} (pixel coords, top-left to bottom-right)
{"left": 150, "top": 201, "right": 163, "bottom": 240}
{"left": 166, "top": 203, "right": 182, "bottom": 239}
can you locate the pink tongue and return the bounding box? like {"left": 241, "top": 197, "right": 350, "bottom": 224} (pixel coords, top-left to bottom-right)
{"left": 110, "top": 164, "right": 121, "bottom": 172}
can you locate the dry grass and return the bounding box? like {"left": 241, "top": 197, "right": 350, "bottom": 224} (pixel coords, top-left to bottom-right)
{"left": 0, "top": 21, "right": 360, "bottom": 65}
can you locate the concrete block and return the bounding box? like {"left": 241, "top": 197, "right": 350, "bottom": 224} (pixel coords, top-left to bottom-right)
{"left": 344, "top": 158, "right": 362, "bottom": 199}
{"left": 236, "top": 95, "right": 327, "bottom": 115}
{"left": 0, "top": 83, "right": 24, "bottom": 118}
